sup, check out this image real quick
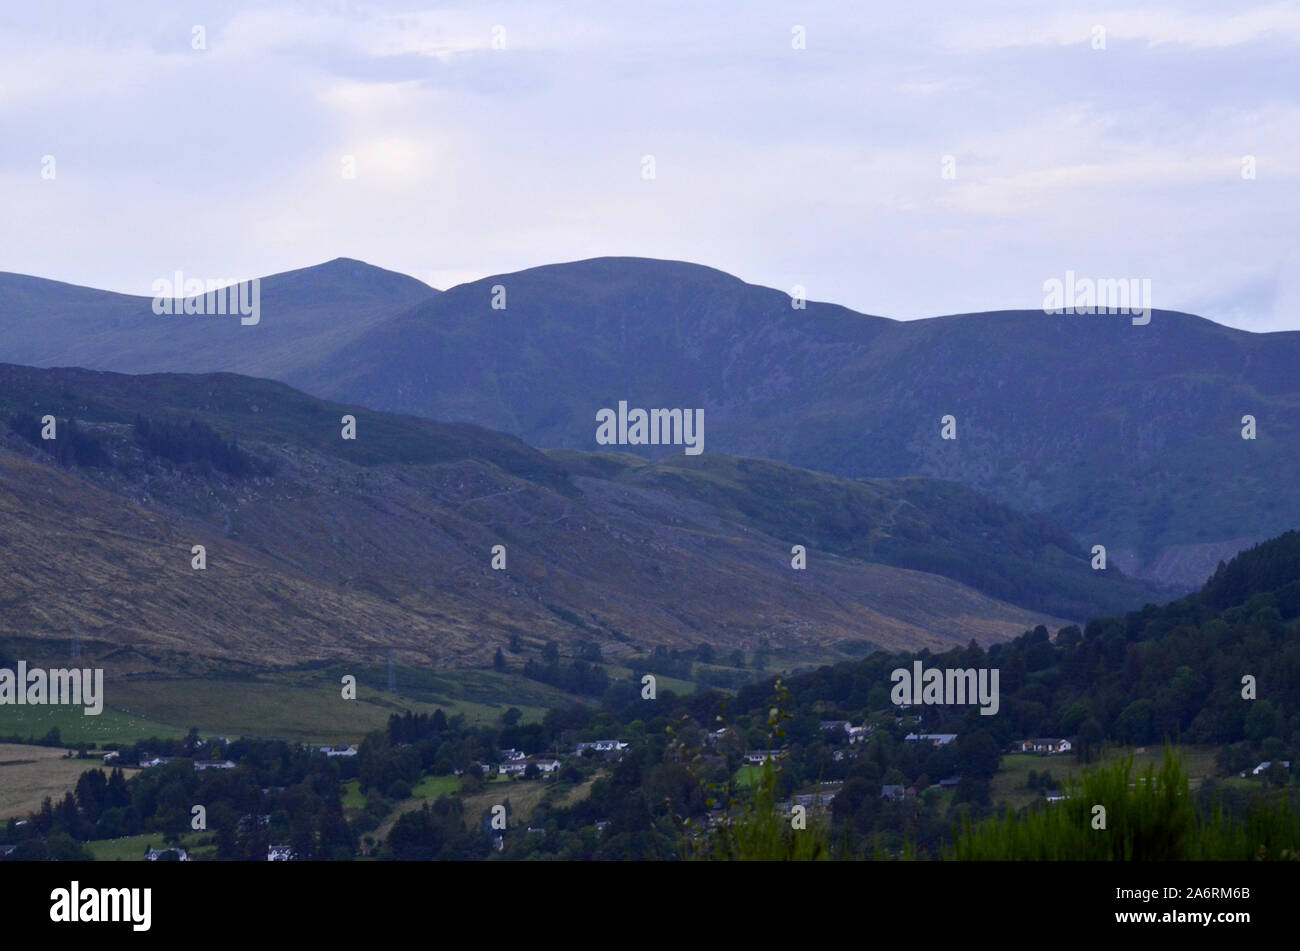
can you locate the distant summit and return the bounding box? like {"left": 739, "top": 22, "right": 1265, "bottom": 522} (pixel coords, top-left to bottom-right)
{"left": 261, "top": 257, "right": 437, "bottom": 297}
{"left": 2, "top": 255, "right": 1296, "bottom": 590}
{"left": 0, "top": 257, "right": 437, "bottom": 381}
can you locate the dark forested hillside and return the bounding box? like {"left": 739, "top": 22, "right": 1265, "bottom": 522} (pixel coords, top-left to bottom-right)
{"left": 743, "top": 529, "right": 1300, "bottom": 758}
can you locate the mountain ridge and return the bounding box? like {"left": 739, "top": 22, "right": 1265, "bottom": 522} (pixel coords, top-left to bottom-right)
{"left": 3, "top": 256, "right": 1296, "bottom": 590}
{"left": 0, "top": 364, "right": 1164, "bottom": 672}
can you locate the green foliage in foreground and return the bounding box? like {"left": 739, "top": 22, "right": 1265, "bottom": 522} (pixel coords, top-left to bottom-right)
{"left": 687, "top": 681, "right": 830, "bottom": 861}
{"left": 692, "top": 758, "right": 830, "bottom": 861}
{"left": 952, "top": 747, "right": 1300, "bottom": 860}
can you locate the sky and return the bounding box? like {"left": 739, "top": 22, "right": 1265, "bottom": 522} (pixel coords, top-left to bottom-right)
{"left": 2, "top": 0, "right": 1298, "bottom": 330}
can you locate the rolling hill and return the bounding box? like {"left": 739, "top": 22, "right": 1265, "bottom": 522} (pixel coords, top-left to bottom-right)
{"left": 0, "top": 257, "right": 435, "bottom": 383}
{"left": 0, "top": 365, "right": 1160, "bottom": 673}
{"left": 2, "top": 257, "right": 1295, "bottom": 590}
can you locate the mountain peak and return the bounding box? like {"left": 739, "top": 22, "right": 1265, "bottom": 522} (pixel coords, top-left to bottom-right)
{"left": 261, "top": 257, "right": 438, "bottom": 296}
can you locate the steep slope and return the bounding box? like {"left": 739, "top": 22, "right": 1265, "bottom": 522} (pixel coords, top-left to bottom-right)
{"left": 0, "top": 366, "right": 1160, "bottom": 672}
{"left": 553, "top": 451, "right": 1161, "bottom": 621}
{"left": 753, "top": 528, "right": 1300, "bottom": 750}
{"left": 295, "top": 258, "right": 1300, "bottom": 588}
{"left": 0, "top": 448, "right": 484, "bottom": 669}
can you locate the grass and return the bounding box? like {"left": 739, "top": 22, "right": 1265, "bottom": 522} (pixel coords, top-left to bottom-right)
{"left": 369, "top": 770, "right": 597, "bottom": 846}
{"left": 605, "top": 665, "right": 697, "bottom": 696}
{"left": 109, "top": 676, "right": 438, "bottom": 742}
{"left": 411, "top": 774, "right": 460, "bottom": 799}
{"left": 372, "top": 773, "right": 505, "bottom": 841}
{"left": 554, "top": 776, "right": 599, "bottom": 809}
{"left": 0, "top": 666, "right": 570, "bottom": 823}
{"left": 0, "top": 704, "right": 186, "bottom": 747}
{"left": 0, "top": 743, "right": 109, "bottom": 820}
{"left": 318, "top": 664, "right": 580, "bottom": 721}
{"left": 956, "top": 747, "right": 1300, "bottom": 861}
{"left": 458, "top": 779, "right": 554, "bottom": 832}
{"left": 0, "top": 364, "right": 573, "bottom": 490}
{"left": 697, "top": 756, "right": 830, "bottom": 860}
{"left": 732, "top": 765, "right": 763, "bottom": 790}
{"left": 86, "top": 831, "right": 214, "bottom": 862}
{"left": 0, "top": 671, "right": 543, "bottom": 748}
{"left": 990, "top": 745, "right": 1220, "bottom": 810}
{"left": 341, "top": 779, "right": 366, "bottom": 810}
{"left": 94, "top": 668, "right": 562, "bottom": 744}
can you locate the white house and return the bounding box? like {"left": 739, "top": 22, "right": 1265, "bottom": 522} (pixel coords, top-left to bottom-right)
{"left": 576, "top": 740, "right": 628, "bottom": 754}
{"left": 1015, "top": 738, "right": 1072, "bottom": 755}
{"left": 847, "top": 725, "right": 874, "bottom": 744}
{"left": 318, "top": 745, "right": 357, "bottom": 758}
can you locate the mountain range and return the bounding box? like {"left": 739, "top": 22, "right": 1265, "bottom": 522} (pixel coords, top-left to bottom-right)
{"left": 3, "top": 256, "right": 1295, "bottom": 591}
{"left": 0, "top": 364, "right": 1157, "bottom": 673}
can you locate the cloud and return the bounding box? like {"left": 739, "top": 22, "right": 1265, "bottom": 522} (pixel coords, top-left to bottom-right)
{"left": 938, "top": 3, "right": 1300, "bottom": 52}
{"left": 1, "top": 0, "right": 1298, "bottom": 331}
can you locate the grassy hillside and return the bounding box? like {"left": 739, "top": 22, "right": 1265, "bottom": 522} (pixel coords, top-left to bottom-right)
{"left": 0, "top": 257, "right": 435, "bottom": 381}
{"left": 290, "top": 258, "right": 1300, "bottom": 589}
{"left": 7, "top": 257, "right": 1296, "bottom": 590}
{"left": 556, "top": 451, "right": 1163, "bottom": 619}
{"left": 3, "top": 365, "right": 1136, "bottom": 680}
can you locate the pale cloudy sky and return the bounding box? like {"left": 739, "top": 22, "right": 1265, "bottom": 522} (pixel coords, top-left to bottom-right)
{"left": 2, "top": 1, "right": 1298, "bottom": 329}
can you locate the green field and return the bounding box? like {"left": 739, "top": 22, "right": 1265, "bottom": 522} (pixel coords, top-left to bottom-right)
{"left": 0, "top": 703, "right": 187, "bottom": 747}
{"left": 0, "top": 664, "right": 591, "bottom": 839}
{"left": 0, "top": 656, "right": 618, "bottom": 751}
{"left": 605, "top": 665, "right": 698, "bottom": 696}
{"left": 732, "top": 765, "right": 763, "bottom": 789}
{"left": 991, "top": 745, "right": 1221, "bottom": 810}
{"left": 412, "top": 774, "right": 461, "bottom": 799}
{"left": 3, "top": 666, "right": 577, "bottom": 749}
{"left": 316, "top": 664, "right": 578, "bottom": 721}
{"left": 341, "top": 778, "right": 366, "bottom": 810}
{"left": 108, "top": 676, "right": 443, "bottom": 742}
{"left": 87, "top": 832, "right": 215, "bottom": 862}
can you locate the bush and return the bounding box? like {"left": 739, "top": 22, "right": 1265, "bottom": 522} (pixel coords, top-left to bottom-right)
{"left": 386, "top": 779, "right": 412, "bottom": 800}
{"left": 132, "top": 414, "right": 268, "bottom": 477}
{"left": 953, "top": 747, "right": 1300, "bottom": 860}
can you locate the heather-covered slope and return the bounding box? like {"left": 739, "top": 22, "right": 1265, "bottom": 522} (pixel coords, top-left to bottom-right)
{"left": 6, "top": 256, "right": 1294, "bottom": 589}
{"left": 0, "top": 366, "right": 1161, "bottom": 671}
